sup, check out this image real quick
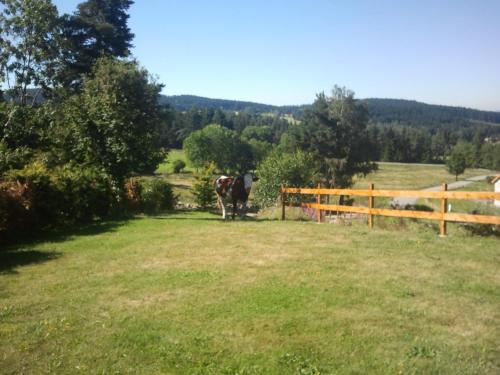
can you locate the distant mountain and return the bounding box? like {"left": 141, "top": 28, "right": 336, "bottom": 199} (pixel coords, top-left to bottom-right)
{"left": 363, "top": 98, "right": 500, "bottom": 127}
{"left": 159, "top": 95, "right": 307, "bottom": 114}
{"left": 160, "top": 94, "right": 500, "bottom": 126}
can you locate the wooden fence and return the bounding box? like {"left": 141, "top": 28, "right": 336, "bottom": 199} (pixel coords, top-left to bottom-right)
{"left": 280, "top": 183, "right": 500, "bottom": 235}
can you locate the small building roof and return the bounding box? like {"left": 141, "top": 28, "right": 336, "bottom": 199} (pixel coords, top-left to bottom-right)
{"left": 492, "top": 175, "right": 500, "bottom": 184}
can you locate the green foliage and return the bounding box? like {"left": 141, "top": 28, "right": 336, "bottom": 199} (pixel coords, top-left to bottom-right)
{"left": 183, "top": 124, "right": 253, "bottom": 173}
{"left": 241, "top": 125, "right": 274, "bottom": 143}
{"left": 254, "top": 150, "right": 317, "bottom": 208}
{"left": 192, "top": 163, "right": 216, "bottom": 209}
{"left": 480, "top": 142, "right": 500, "bottom": 170}
{"left": 247, "top": 139, "right": 272, "bottom": 164}
{"left": 290, "top": 86, "right": 377, "bottom": 187}
{"left": 56, "top": 0, "right": 134, "bottom": 88}
{"left": 0, "top": 141, "right": 32, "bottom": 174}
{"left": 446, "top": 142, "right": 471, "bottom": 180}
{"left": 0, "top": 103, "right": 50, "bottom": 150}
{"left": 50, "top": 163, "right": 116, "bottom": 222}
{"left": 0, "top": 161, "right": 117, "bottom": 239}
{"left": 137, "top": 177, "right": 175, "bottom": 214}
{"left": 172, "top": 159, "right": 186, "bottom": 173}
{"left": 0, "top": 0, "right": 59, "bottom": 104}
{"left": 75, "top": 56, "right": 166, "bottom": 180}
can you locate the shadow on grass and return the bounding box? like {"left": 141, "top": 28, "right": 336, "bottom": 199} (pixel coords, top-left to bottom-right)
{"left": 1, "top": 217, "right": 134, "bottom": 251}
{"left": 151, "top": 209, "right": 266, "bottom": 222}
{"left": 0, "top": 249, "right": 61, "bottom": 274}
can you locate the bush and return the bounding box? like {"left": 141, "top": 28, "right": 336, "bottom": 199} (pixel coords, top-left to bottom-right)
{"left": 172, "top": 159, "right": 186, "bottom": 173}
{"left": 139, "top": 177, "right": 175, "bottom": 214}
{"left": 124, "top": 177, "right": 175, "bottom": 214}
{"left": 0, "top": 161, "right": 117, "bottom": 241}
{"left": 51, "top": 164, "right": 116, "bottom": 223}
{"left": 254, "top": 150, "right": 318, "bottom": 208}
{"left": 0, "top": 180, "right": 32, "bottom": 238}
{"left": 193, "top": 163, "right": 217, "bottom": 209}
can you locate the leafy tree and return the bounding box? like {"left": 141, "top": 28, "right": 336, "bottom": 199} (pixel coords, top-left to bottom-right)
{"left": 183, "top": 124, "right": 253, "bottom": 173}
{"left": 56, "top": 0, "right": 134, "bottom": 88}
{"left": 241, "top": 125, "right": 274, "bottom": 143}
{"left": 254, "top": 150, "right": 317, "bottom": 208}
{"left": 0, "top": 0, "right": 59, "bottom": 104}
{"left": 480, "top": 143, "right": 500, "bottom": 170}
{"left": 446, "top": 143, "right": 469, "bottom": 180}
{"left": 56, "top": 57, "right": 165, "bottom": 181}
{"left": 290, "top": 86, "right": 377, "bottom": 187}
{"left": 247, "top": 139, "right": 271, "bottom": 164}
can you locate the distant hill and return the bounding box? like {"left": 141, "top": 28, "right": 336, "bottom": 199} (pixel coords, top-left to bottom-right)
{"left": 160, "top": 94, "right": 500, "bottom": 126}
{"left": 158, "top": 95, "right": 308, "bottom": 115}
{"left": 363, "top": 98, "right": 500, "bottom": 127}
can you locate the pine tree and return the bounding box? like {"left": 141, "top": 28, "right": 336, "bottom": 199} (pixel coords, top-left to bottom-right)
{"left": 56, "top": 0, "right": 134, "bottom": 88}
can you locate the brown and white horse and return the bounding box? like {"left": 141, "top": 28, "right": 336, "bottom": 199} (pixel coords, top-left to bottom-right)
{"left": 214, "top": 173, "right": 257, "bottom": 219}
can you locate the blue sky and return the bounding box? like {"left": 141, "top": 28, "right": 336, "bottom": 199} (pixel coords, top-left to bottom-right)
{"left": 54, "top": 0, "right": 500, "bottom": 111}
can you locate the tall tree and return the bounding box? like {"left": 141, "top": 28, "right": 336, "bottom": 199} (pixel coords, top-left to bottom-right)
{"left": 0, "top": 0, "right": 59, "bottom": 105}
{"left": 290, "top": 86, "right": 377, "bottom": 187}
{"left": 56, "top": 0, "right": 134, "bottom": 88}
{"left": 56, "top": 57, "right": 165, "bottom": 180}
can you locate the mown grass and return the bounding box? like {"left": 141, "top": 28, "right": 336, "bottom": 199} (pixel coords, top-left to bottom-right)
{"left": 354, "top": 162, "right": 495, "bottom": 189}
{"left": 1, "top": 211, "right": 499, "bottom": 374}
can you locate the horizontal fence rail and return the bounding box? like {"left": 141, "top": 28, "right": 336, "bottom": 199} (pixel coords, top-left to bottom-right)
{"left": 280, "top": 184, "right": 500, "bottom": 235}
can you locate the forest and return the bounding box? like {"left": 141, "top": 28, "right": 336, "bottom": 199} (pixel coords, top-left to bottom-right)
{"left": 160, "top": 96, "right": 500, "bottom": 167}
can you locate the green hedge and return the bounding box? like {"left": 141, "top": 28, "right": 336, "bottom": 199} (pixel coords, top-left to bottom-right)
{"left": 0, "top": 163, "right": 175, "bottom": 242}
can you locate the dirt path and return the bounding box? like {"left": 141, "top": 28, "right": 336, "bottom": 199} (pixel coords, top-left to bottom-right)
{"left": 391, "top": 175, "right": 490, "bottom": 207}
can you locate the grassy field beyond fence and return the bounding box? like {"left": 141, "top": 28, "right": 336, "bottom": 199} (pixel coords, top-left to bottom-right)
{"left": 1, "top": 211, "right": 499, "bottom": 374}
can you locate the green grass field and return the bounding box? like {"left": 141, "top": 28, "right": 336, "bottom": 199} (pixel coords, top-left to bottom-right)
{"left": 1, "top": 212, "right": 499, "bottom": 374}
{"left": 354, "top": 162, "right": 495, "bottom": 189}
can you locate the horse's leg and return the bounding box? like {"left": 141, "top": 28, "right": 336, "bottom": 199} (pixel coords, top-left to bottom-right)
{"left": 218, "top": 195, "right": 226, "bottom": 219}
{"left": 232, "top": 198, "right": 237, "bottom": 220}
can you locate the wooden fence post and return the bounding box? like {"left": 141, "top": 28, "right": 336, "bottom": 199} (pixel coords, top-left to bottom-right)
{"left": 440, "top": 183, "right": 447, "bottom": 236}
{"left": 316, "top": 182, "right": 321, "bottom": 223}
{"left": 368, "top": 183, "right": 374, "bottom": 229}
{"left": 281, "top": 184, "right": 286, "bottom": 221}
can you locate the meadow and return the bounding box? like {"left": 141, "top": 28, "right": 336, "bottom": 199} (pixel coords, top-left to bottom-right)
{"left": 1, "top": 211, "right": 499, "bottom": 374}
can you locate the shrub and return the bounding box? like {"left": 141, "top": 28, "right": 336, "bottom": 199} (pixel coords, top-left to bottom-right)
{"left": 51, "top": 164, "right": 116, "bottom": 223}
{"left": 0, "top": 180, "right": 32, "bottom": 239}
{"left": 0, "top": 162, "right": 117, "bottom": 240}
{"left": 193, "top": 163, "right": 217, "bottom": 209}
{"left": 139, "top": 177, "right": 175, "bottom": 214}
{"left": 254, "top": 150, "right": 318, "bottom": 208}
{"left": 172, "top": 159, "right": 186, "bottom": 173}
{"left": 4, "top": 161, "right": 59, "bottom": 232}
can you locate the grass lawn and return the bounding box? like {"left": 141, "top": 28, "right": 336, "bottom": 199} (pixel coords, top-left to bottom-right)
{"left": 354, "top": 162, "right": 496, "bottom": 190}
{"left": 1, "top": 211, "right": 499, "bottom": 374}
